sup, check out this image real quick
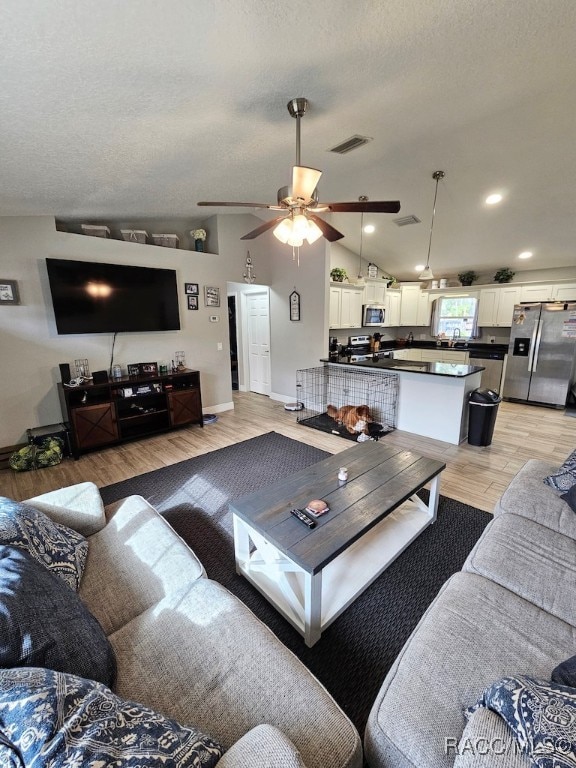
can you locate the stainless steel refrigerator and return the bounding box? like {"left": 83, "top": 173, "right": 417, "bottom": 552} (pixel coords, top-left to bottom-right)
{"left": 503, "top": 301, "right": 576, "bottom": 406}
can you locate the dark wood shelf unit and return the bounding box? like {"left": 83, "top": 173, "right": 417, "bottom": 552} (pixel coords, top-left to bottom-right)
{"left": 58, "top": 369, "right": 203, "bottom": 459}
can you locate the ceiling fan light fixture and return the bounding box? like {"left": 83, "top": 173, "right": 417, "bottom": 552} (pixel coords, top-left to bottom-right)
{"left": 273, "top": 218, "right": 293, "bottom": 244}
{"left": 305, "top": 219, "right": 323, "bottom": 244}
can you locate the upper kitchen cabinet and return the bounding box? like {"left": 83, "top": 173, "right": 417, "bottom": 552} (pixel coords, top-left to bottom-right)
{"left": 364, "top": 279, "right": 387, "bottom": 304}
{"left": 384, "top": 289, "right": 401, "bottom": 327}
{"left": 399, "top": 285, "right": 420, "bottom": 325}
{"left": 554, "top": 283, "right": 576, "bottom": 301}
{"left": 478, "top": 285, "right": 522, "bottom": 327}
{"left": 520, "top": 282, "right": 576, "bottom": 302}
{"left": 329, "top": 284, "right": 364, "bottom": 329}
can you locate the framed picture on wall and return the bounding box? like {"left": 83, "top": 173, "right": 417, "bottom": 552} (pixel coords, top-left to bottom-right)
{"left": 204, "top": 286, "right": 220, "bottom": 307}
{"left": 187, "top": 295, "right": 198, "bottom": 310}
{"left": 0, "top": 279, "right": 20, "bottom": 305}
{"left": 289, "top": 290, "right": 301, "bottom": 321}
{"left": 185, "top": 283, "right": 199, "bottom": 295}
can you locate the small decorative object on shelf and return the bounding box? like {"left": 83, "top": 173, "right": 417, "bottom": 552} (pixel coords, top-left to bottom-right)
{"left": 74, "top": 359, "right": 90, "bottom": 378}
{"left": 191, "top": 229, "right": 207, "bottom": 252}
{"left": 243, "top": 251, "right": 256, "bottom": 284}
{"left": 127, "top": 364, "right": 140, "bottom": 377}
{"left": 120, "top": 229, "right": 148, "bottom": 244}
{"left": 382, "top": 274, "right": 398, "bottom": 288}
{"left": 174, "top": 351, "right": 186, "bottom": 370}
{"left": 458, "top": 270, "right": 478, "bottom": 286}
{"left": 81, "top": 224, "right": 110, "bottom": 238}
{"left": 367, "top": 263, "right": 378, "bottom": 279}
{"left": 151, "top": 234, "right": 179, "bottom": 248}
{"left": 139, "top": 362, "right": 158, "bottom": 375}
{"left": 338, "top": 467, "right": 348, "bottom": 483}
{"left": 493, "top": 267, "right": 515, "bottom": 283}
{"left": 330, "top": 267, "right": 347, "bottom": 282}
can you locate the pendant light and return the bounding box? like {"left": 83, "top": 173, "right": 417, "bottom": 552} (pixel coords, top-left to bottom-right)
{"left": 356, "top": 195, "right": 368, "bottom": 284}
{"left": 419, "top": 170, "right": 445, "bottom": 280}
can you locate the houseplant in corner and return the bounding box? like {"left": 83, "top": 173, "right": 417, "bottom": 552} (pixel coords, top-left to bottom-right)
{"left": 493, "top": 267, "right": 515, "bottom": 283}
{"left": 330, "top": 267, "right": 348, "bottom": 283}
{"left": 458, "top": 270, "right": 478, "bottom": 287}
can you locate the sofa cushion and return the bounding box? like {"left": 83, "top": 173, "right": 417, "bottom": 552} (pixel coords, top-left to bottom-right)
{"left": 544, "top": 448, "right": 576, "bottom": 493}
{"left": 0, "top": 545, "right": 116, "bottom": 686}
{"left": 562, "top": 484, "right": 576, "bottom": 513}
{"left": 552, "top": 654, "right": 576, "bottom": 687}
{"left": 26, "top": 481, "right": 106, "bottom": 536}
{"left": 469, "top": 675, "right": 576, "bottom": 767}
{"left": 463, "top": 513, "right": 576, "bottom": 626}
{"left": 109, "top": 577, "right": 362, "bottom": 768}
{"left": 0, "top": 496, "right": 87, "bottom": 591}
{"left": 79, "top": 495, "right": 205, "bottom": 635}
{"left": 0, "top": 667, "right": 223, "bottom": 767}
{"left": 215, "top": 725, "right": 307, "bottom": 768}
{"left": 364, "top": 571, "right": 576, "bottom": 768}
{"left": 493, "top": 459, "right": 576, "bottom": 539}
{"left": 453, "top": 706, "right": 531, "bottom": 768}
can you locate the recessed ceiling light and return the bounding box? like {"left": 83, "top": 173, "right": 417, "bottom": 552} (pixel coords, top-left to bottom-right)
{"left": 363, "top": 224, "right": 375, "bottom": 234}
{"left": 415, "top": 264, "right": 425, "bottom": 272}
{"left": 518, "top": 251, "right": 533, "bottom": 259}
{"left": 485, "top": 193, "right": 503, "bottom": 205}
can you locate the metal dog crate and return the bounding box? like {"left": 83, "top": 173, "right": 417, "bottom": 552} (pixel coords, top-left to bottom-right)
{"left": 295, "top": 365, "right": 399, "bottom": 441}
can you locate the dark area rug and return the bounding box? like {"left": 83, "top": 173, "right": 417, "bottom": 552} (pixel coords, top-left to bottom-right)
{"left": 101, "top": 431, "right": 491, "bottom": 735}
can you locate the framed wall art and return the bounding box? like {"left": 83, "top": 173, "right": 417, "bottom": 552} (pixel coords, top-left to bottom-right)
{"left": 185, "top": 283, "right": 199, "bottom": 295}
{"left": 0, "top": 279, "right": 20, "bottom": 305}
{"left": 204, "top": 286, "right": 220, "bottom": 307}
{"left": 289, "top": 290, "right": 301, "bottom": 321}
{"left": 187, "top": 295, "right": 198, "bottom": 310}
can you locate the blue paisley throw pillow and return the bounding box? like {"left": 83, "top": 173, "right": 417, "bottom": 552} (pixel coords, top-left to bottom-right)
{"left": 544, "top": 449, "right": 576, "bottom": 493}
{"left": 467, "top": 675, "right": 576, "bottom": 767}
{"left": 0, "top": 667, "right": 224, "bottom": 768}
{"left": 0, "top": 496, "right": 87, "bottom": 590}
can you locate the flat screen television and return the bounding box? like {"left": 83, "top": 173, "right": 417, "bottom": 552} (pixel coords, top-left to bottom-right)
{"left": 46, "top": 258, "right": 181, "bottom": 334}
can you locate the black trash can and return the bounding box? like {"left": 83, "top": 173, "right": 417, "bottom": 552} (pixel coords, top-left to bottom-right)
{"left": 468, "top": 389, "right": 501, "bottom": 446}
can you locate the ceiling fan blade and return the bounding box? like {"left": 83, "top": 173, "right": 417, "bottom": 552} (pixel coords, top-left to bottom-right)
{"left": 197, "top": 201, "right": 279, "bottom": 209}
{"left": 240, "top": 216, "right": 286, "bottom": 240}
{"left": 307, "top": 214, "right": 345, "bottom": 242}
{"left": 324, "top": 200, "right": 401, "bottom": 213}
{"left": 292, "top": 166, "right": 322, "bottom": 203}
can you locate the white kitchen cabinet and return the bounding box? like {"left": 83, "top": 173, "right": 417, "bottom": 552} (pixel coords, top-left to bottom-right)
{"left": 554, "top": 283, "right": 576, "bottom": 301}
{"left": 399, "top": 285, "right": 421, "bottom": 326}
{"left": 520, "top": 284, "right": 555, "bottom": 302}
{"left": 478, "top": 286, "right": 521, "bottom": 327}
{"left": 329, "top": 285, "right": 364, "bottom": 328}
{"left": 420, "top": 349, "right": 469, "bottom": 363}
{"left": 364, "top": 280, "right": 387, "bottom": 304}
{"left": 416, "top": 290, "right": 432, "bottom": 326}
{"left": 392, "top": 348, "right": 422, "bottom": 360}
{"left": 384, "top": 290, "right": 401, "bottom": 327}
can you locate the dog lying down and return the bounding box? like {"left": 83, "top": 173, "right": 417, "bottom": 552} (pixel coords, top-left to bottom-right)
{"left": 326, "top": 404, "right": 391, "bottom": 442}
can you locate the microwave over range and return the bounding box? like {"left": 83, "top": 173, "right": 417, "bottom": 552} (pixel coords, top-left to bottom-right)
{"left": 362, "top": 304, "right": 385, "bottom": 327}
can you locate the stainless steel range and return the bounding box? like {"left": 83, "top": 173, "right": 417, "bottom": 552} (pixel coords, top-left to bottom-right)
{"left": 345, "top": 335, "right": 390, "bottom": 362}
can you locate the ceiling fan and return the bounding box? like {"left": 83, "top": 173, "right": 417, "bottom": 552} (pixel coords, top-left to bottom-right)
{"left": 197, "top": 97, "right": 401, "bottom": 246}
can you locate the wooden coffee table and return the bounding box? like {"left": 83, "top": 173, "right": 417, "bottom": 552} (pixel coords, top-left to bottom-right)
{"left": 230, "top": 441, "right": 445, "bottom": 646}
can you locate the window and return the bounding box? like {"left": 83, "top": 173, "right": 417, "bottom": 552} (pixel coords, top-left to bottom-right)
{"left": 431, "top": 296, "right": 479, "bottom": 339}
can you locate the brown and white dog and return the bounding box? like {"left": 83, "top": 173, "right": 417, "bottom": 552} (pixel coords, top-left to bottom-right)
{"left": 326, "top": 404, "right": 372, "bottom": 436}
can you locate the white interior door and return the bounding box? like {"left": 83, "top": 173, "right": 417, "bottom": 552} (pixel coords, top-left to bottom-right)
{"left": 247, "top": 291, "right": 271, "bottom": 395}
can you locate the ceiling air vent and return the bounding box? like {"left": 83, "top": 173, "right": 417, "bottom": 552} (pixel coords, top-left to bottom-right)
{"left": 328, "top": 135, "right": 373, "bottom": 154}
{"left": 393, "top": 215, "right": 421, "bottom": 227}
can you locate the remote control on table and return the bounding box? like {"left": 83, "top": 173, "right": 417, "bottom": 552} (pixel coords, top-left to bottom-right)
{"left": 290, "top": 508, "right": 316, "bottom": 528}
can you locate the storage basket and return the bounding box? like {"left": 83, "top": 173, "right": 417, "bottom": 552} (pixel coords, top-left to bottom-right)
{"left": 120, "top": 229, "right": 148, "bottom": 244}
{"left": 151, "top": 233, "right": 179, "bottom": 248}
{"left": 81, "top": 224, "right": 110, "bottom": 238}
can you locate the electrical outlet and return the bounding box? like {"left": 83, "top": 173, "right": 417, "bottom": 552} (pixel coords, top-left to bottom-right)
{"left": 209, "top": 315, "right": 219, "bottom": 322}
{"left": 489, "top": 335, "right": 495, "bottom": 344}
{"left": 217, "top": 342, "right": 223, "bottom": 351}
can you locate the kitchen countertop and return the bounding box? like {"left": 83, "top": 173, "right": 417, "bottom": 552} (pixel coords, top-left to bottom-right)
{"left": 320, "top": 358, "right": 485, "bottom": 378}
{"left": 378, "top": 341, "right": 508, "bottom": 354}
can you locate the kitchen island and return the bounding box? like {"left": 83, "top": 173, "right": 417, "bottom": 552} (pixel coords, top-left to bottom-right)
{"left": 319, "top": 358, "right": 484, "bottom": 444}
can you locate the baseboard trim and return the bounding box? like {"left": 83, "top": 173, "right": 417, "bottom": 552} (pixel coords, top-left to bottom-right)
{"left": 269, "top": 392, "right": 295, "bottom": 404}
{"left": 203, "top": 402, "right": 234, "bottom": 414}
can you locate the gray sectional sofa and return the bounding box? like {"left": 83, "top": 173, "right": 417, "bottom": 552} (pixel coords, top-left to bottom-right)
{"left": 364, "top": 458, "right": 576, "bottom": 768}
{"left": 25, "top": 482, "right": 363, "bottom": 768}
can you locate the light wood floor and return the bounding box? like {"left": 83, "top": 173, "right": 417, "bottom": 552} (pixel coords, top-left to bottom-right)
{"left": 1, "top": 392, "right": 574, "bottom": 512}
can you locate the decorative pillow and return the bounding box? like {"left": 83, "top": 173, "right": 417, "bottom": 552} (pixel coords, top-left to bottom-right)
{"left": 0, "top": 545, "right": 116, "bottom": 687}
{"left": 467, "top": 675, "right": 576, "bottom": 767}
{"left": 0, "top": 667, "right": 224, "bottom": 767}
{"left": 544, "top": 448, "right": 576, "bottom": 493}
{"left": 552, "top": 654, "right": 576, "bottom": 688}
{"left": 0, "top": 496, "right": 87, "bottom": 590}
{"left": 562, "top": 484, "right": 576, "bottom": 513}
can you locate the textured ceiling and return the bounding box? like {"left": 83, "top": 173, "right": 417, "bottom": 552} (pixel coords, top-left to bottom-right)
{"left": 1, "top": 0, "right": 575, "bottom": 279}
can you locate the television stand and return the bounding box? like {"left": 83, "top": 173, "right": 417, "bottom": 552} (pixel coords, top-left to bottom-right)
{"left": 58, "top": 369, "right": 203, "bottom": 459}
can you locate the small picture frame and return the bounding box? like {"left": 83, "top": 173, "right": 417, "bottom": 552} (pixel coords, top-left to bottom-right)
{"left": 0, "top": 279, "right": 20, "bottom": 305}
{"left": 204, "top": 286, "right": 220, "bottom": 307}
{"left": 289, "top": 290, "right": 301, "bottom": 321}
{"left": 187, "top": 295, "right": 198, "bottom": 310}
{"left": 185, "top": 282, "right": 199, "bottom": 295}
{"left": 127, "top": 363, "right": 140, "bottom": 377}
{"left": 139, "top": 362, "right": 158, "bottom": 375}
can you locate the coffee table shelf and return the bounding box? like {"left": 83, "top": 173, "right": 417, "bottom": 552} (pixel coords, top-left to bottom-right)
{"left": 231, "top": 441, "right": 445, "bottom": 647}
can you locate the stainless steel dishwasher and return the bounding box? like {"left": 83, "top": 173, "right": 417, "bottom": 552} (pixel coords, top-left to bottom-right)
{"left": 468, "top": 348, "right": 506, "bottom": 393}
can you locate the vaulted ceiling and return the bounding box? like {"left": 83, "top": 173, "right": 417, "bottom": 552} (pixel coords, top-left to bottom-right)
{"left": 1, "top": 0, "right": 575, "bottom": 279}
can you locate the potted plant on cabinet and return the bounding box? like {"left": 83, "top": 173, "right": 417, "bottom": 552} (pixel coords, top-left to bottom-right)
{"left": 382, "top": 274, "right": 398, "bottom": 288}
{"left": 493, "top": 267, "right": 515, "bottom": 283}
{"left": 458, "top": 270, "right": 478, "bottom": 286}
{"left": 330, "top": 267, "right": 348, "bottom": 283}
